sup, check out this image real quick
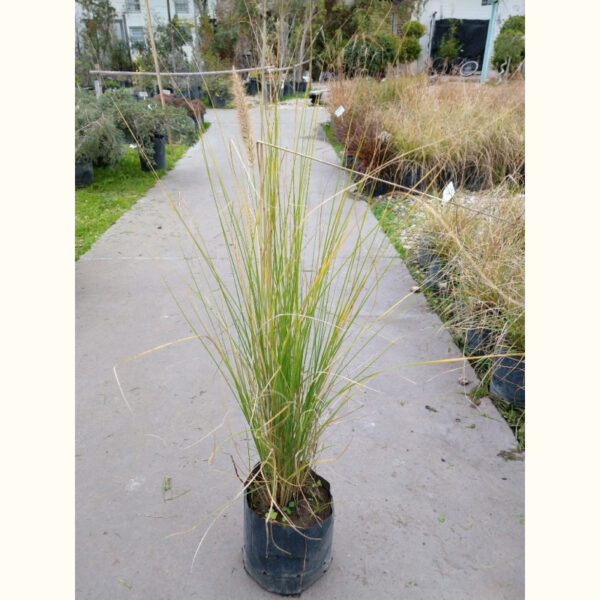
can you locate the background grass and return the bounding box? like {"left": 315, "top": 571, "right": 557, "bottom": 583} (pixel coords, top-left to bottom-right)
{"left": 75, "top": 144, "right": 187, "bottom": 260}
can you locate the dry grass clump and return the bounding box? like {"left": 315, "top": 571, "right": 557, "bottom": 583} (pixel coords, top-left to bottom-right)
{"left": 328, "top": 75, "right": 524, "bottom": 192}
{"left": 414, "top": 189, "right": 525, "bottom": 352}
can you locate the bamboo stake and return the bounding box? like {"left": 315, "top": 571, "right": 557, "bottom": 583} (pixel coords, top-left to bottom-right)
{"left": 143, "top": 0, "right": 174, "bottom": 154}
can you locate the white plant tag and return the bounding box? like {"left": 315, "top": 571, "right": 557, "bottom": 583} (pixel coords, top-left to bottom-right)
{"left": 442, "top": 181, "right": 455, "bottom": 203}
{"left": 334, "top": 105, "right": 345, "bottom": 117}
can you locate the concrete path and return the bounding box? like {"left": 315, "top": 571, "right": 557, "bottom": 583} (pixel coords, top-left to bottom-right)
{"left": 76, "top": 105, "right": 524, "bottom": 599}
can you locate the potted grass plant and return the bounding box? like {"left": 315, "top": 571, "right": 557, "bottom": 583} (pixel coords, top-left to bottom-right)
{"left": 172, "top": 71, "right": 392, "bottom": 595}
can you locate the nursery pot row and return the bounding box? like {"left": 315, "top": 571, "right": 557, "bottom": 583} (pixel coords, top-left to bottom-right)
{"left": 242, "top": 464, "right": 334, "bottom": 595}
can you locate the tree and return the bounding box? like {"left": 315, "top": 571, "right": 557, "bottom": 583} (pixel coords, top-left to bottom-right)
{"left": 438, "top": 22, "right": 462, "bottom": 62}
{"left": 131, "top": 16, "right": 193, "bottom": 76}
{"left": 77, "top": 0, "right": 117, "bottom": 67}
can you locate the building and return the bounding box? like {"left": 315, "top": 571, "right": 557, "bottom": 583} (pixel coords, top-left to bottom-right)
{"left": 75, "top": 0, "right": 217, "bottom": 63}
{"left": 414, "top": 0, "right": 525, "bottom": 73}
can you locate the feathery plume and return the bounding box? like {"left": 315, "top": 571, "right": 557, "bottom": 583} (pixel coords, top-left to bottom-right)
{"left": 231, "top": 67, "right": 255, "bottom": 166}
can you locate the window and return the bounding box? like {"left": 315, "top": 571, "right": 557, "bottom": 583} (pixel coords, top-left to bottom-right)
{"left": 174, "top": 1, "right": 189, "bottom": 13}
{"left": 126, "top": 0, "right": 141, "bottom": 11}
{"left": 113, "top": 19, "right": 125, "bottom": 41}
{"left": 129, "top": 26, "right": 145, "bottom": 43}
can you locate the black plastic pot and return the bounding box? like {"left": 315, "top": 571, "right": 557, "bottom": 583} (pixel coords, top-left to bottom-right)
{"left": 463, "top": 164, "right": 486, "bottom": 191}
{"left": 465, "top": 328, "right": 496, "bottom": 356}
{"left": 75, "top": 160, "right": 94, "bottom": 188}
{"left": 401, "top": 166, "right": 423, "bottom": 191}
{"left": 139, "top": 133, "right": 166, "bottom": 172}
{"left": 423, "top": 256, "right": 449, "bottom": 294}
{"left": 489, "top": 351, "right": 525, "bottom": 408}
{"left": 344, "top": 153, "right": 357, "bottom": 170}
{"left": 245, "top": 78, "right": 259, "bottom": 95}
{"left": 364, "top": 179, "right": 392, "bottom": 197}
{"left": 211, "top": 94, "right": 228, "bottom": 108}
{"left": 243, "top": 467, "right": 334, "bottom": 596}
{"left": 417, "top": 237, "right": 436, "bottom": 268}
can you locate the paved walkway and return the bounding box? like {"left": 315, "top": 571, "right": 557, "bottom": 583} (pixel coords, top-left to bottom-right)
{"left": 76, "top": 105, "right": 524, "bottom": 599}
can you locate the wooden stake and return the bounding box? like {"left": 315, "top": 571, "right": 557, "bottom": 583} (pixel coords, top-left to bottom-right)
{"left": 94, "top": 63, "right": 103, "bottom": 98}
{"left": 143, "top": 0, "right": 174, "bottom": 154}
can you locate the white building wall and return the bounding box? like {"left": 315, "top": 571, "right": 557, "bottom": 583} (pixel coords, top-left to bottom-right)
{"left": 414, "top": 0, "right": 524, "bottom": 70}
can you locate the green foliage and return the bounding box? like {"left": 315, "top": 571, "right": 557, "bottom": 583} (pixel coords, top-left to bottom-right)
{"left": 398, "top": 36, "right": 422, "bottom": 64}
{"left": 108, "top": 40, "right": 133, "bottom": 72}
{"left": 204, "top": 74, "right": 231, "bottom": 100}
{"left": 500, "top": 15, "right": 525, "bottom": 35}
{"left": 77, "top": 0, "right": 117, "bottom": 67}
{"left": 438, "top": 23, "right": 462, "bottom": 61}
{"left": 343, "top": 32, "right": 400, "bottom": 76}
{"left": 211, "top": 20, "right": 238, "bottom": 64}
{"left": 76, "top": 89, "right": 124, "bottom": 168}
{"left": 99, "top": 89, "right": 196, "bottom": 160}
{"left": 130, "top": 15, "right": 193, "bottom": 75}
{"left": 179, "top": 100, "right": 391, "bottom": 509}
{"left": 402, "top": 20, "right": 426, "bottom": 39}
{"left": 492, "top": 31, "right": 524, "bottom": 72}
{"left": 313, "top": 0, "right": 414, "bottom": 73}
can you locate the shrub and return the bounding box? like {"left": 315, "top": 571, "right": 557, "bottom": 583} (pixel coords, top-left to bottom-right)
{"left": 203, "top": 74, "right": 232, "bottom": 101}
{"left": 75, "top": 89, "right": 124, "bottom": 168}
{"left": 500, "top": 15, "right": 525, "bottom": 35}
{"left": 492, "top": 31, "right": 524, "bottom": 72}
{"left": 402, "top": 20, "right": 426, "bottom": 39}
{"left": 343, "top": 33, "right": 401, "bottom": 76}
{"left": 98, "top": 89, "right": 197, "bottom": 161}
{"left": 438, "top": 23, "right": 462, "bottom": 61}
{"left": 399, "top": 37, "right": 423, "bottom": 64}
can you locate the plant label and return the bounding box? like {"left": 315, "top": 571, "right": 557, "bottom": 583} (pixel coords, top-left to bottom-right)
{"left": 442, "top": 181, "right": 455, "bottom": 203}
{"left": 334, "top": 105, "right": 345, "bottom": 118}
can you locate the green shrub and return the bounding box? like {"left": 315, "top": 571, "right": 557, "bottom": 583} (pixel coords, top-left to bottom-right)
{"left": 97, "top": 89, "right": 197, "bottom": 161}
{"left": 399, "top": 37, "right": 422, "bottom": 63}
{"left": 343, "top": 32, "right": 401, "bottom": 76}
{"left": 75, "top": 89, "right": 124, "bottom": 168}
{"left": 492, "top": 30, "right": 524, "bottom": 72}
{"left": 438, "top": 23, "right": 462, "bottom": 61}
{"left": 402, "top": 20, "right": 426, "bottom": 39}
{"left": 500, "top": 15, "right": 525, "bottom": 35}
{"left": 204, "top": 74, "right": 232, "bottom": 101}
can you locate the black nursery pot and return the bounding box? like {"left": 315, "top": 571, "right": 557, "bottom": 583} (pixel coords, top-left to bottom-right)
{"left": 75, "top": 160, "right": 94, "bottom": 188}
{"left": 489, "top": 351, "right": 525, "bottom": 408}
{"left": 242, "top": 467, "right": 334, "bottom": 596}
{"left": 423, "top": 256, "right": 450, "bottom": 294}
{"left": 417, "top": 237, "right": 436, "bottom": 268}
{"left": 465, "top": 328, "right": 496, "bottom": 356}
{"left": 139, "top": 133, "right": 166, "bottom": 172}
{"left": 211, "top": 94, "right": 228, "bottom": 108}
{"left": 245, "top": 78, "right": 259, "bottom": 95}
